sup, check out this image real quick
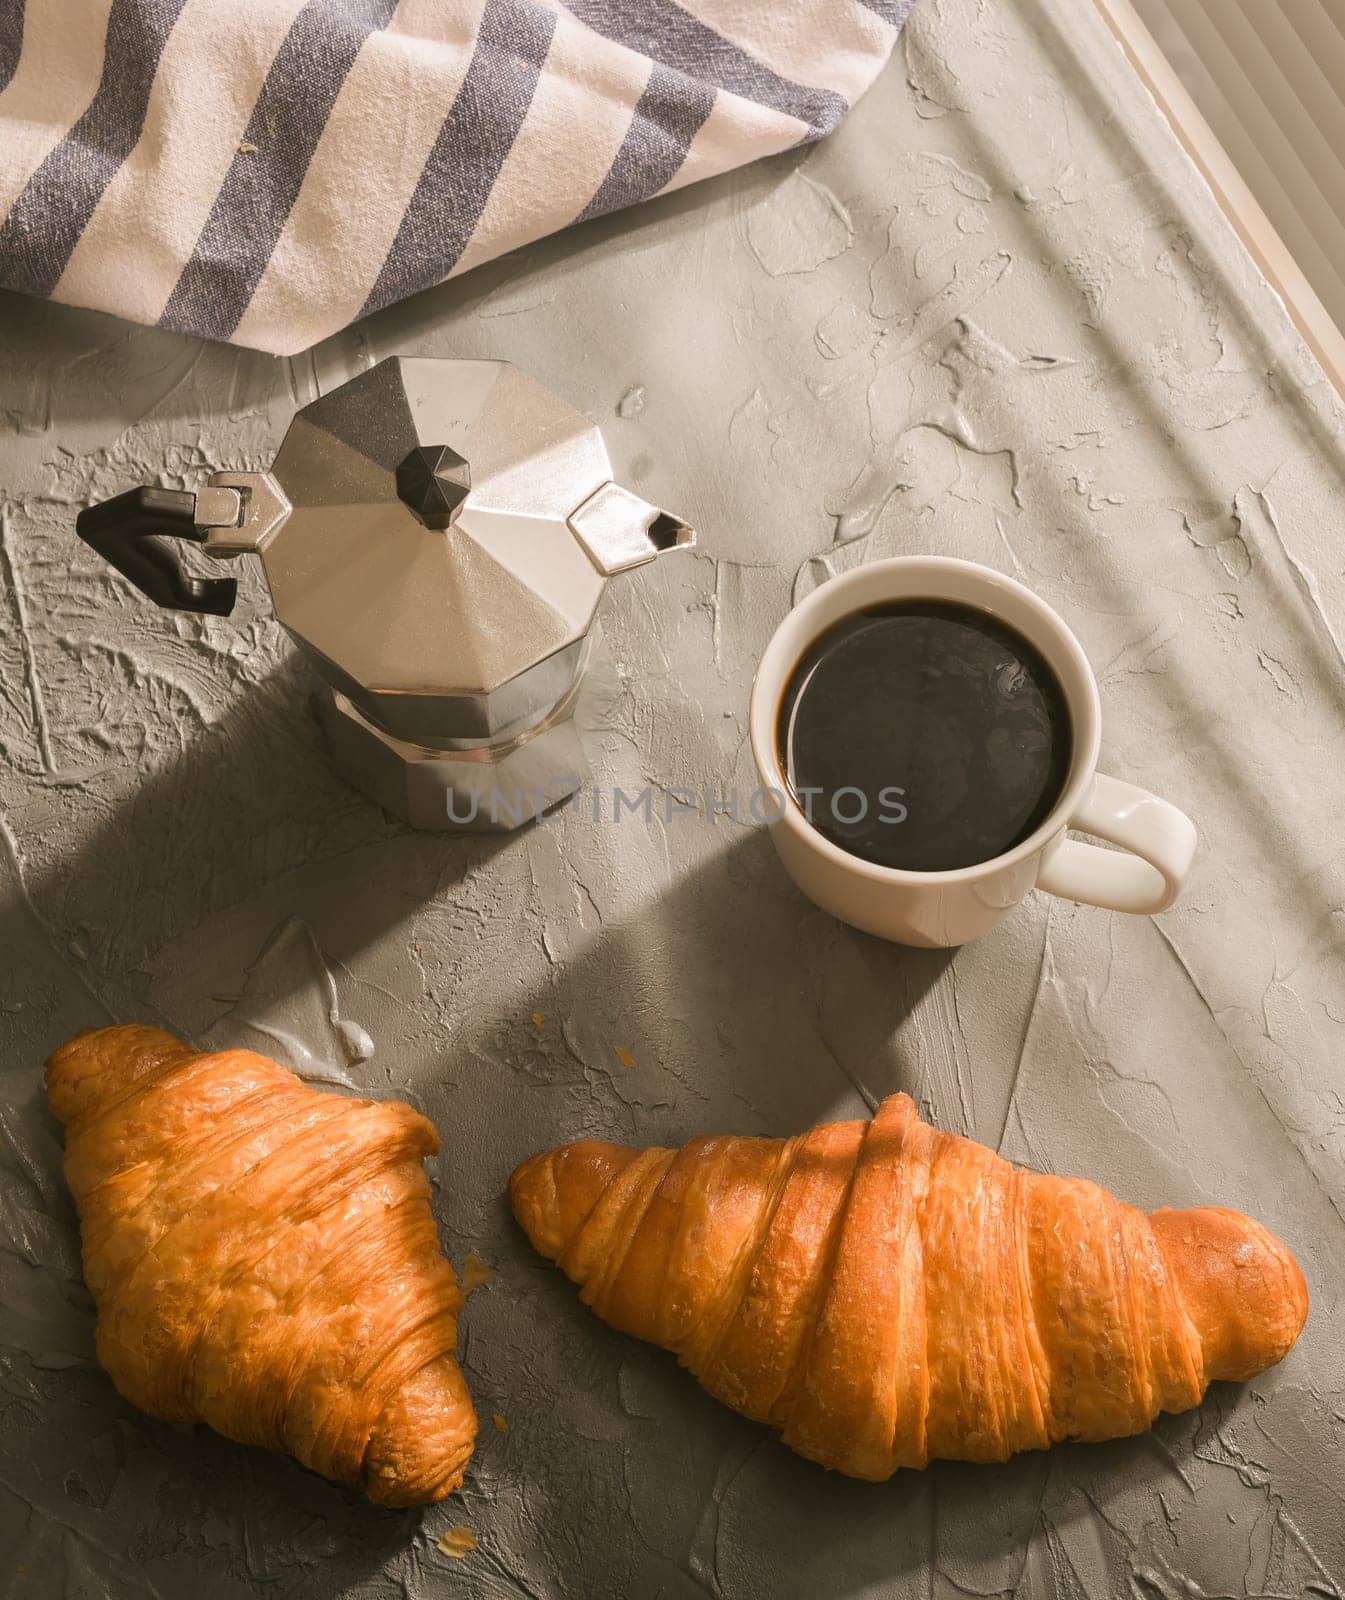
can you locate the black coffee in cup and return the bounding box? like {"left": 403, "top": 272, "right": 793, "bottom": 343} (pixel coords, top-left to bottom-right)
{"left": 776, "top": 600, "right": 1072, "bottom": 872}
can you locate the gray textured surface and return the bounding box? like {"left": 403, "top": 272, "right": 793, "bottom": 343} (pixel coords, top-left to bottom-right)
{"left": 2, "top": 0, "right": 1344, "bottom": 1595}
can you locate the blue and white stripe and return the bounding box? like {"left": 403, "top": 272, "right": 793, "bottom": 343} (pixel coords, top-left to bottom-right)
{"left": 0, "top": 0, "right": 911, "bottom": 355}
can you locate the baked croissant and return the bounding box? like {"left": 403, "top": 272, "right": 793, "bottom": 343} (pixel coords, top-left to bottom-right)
{"left": 46, "top": 1024, "right": 476, "bottom": 1505}
{"left": 510, "top": 1093, "right": 1307, "bottom": 1477}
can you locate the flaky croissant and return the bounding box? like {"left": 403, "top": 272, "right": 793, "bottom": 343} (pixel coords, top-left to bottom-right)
{"left": 46, "top": 1024, "right": 476, "bottom": 1505}
{"left": 510, "top": 1092, "right": 1307, "bottom": 1477}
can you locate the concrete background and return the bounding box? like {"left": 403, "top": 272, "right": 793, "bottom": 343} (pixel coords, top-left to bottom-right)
{"left": 2, "top": 0, "right": 1343, "bottom": 1595}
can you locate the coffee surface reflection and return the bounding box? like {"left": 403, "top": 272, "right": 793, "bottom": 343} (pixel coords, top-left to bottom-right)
{"left": 777, "top": 600, "right": 1072, "bottom": 872}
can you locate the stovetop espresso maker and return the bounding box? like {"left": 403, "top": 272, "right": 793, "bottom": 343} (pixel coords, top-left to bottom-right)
{"left": 75, "top": 357, "right": 694, "bottom": 830}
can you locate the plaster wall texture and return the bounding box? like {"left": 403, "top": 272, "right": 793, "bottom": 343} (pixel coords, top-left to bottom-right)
{"left": 1, "top": 0, "right": 1343, "bottom": 1596}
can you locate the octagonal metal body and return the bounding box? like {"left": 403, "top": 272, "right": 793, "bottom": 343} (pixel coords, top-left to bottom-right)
{"left": 262, "top": 357, "right": 618, "bottom": 745}
{"left": 179, "top": 356, "right": 693, "bottom": 830}
{"left": 313, "top": 673, "right": 591, "bottom": 833}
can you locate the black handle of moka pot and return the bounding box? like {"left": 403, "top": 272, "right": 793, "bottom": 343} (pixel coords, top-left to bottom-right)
{"left": 75, "top": 487, "right": 238, "bottom": 616}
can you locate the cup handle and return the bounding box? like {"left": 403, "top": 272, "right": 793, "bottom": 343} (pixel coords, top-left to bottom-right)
{"left": 1035, "top": 773, "right": 1197, "bottom": 915}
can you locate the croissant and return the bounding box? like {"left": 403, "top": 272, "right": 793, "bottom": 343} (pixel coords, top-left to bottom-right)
{"left": 46, "top": 1024, "right": 476, "bottom": 1505}
{"left": 510, "top": 1092, "right": 1307, "bottom": 1477}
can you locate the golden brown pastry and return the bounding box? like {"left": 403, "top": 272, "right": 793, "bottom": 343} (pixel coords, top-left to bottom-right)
{"left": 46, "top": 1024, "right": 476, "bottom": 1505}
{"left": 510, "top": 1093, "right": 1307, "bottom": 1477}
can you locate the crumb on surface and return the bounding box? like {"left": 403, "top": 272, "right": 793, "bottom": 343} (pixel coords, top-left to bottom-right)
{"left": 460, "top": 1252, "right": 492, "bottom": 1293}
{"left": 437, "top": 1526, "right": 477, "bottom": 1559}
{"left": 532, "top": 1011, "right": 544, "bottom": 1026}
{"left": 492, "top": 1412, "right": 508, "bottom": 1432}
{"left": 613, "top": 1045, "right": 635, "bottom": 1070}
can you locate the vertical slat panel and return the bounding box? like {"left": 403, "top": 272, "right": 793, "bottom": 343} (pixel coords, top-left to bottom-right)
{"left": 1101, "top": 0, "right": 1345, "bottom": 394}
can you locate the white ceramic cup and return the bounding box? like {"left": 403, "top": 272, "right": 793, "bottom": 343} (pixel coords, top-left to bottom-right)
{"left": 748, "top": 556, "right": 1197, "bottom": 948}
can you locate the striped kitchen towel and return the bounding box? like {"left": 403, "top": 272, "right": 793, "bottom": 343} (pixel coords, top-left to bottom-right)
{"left": 0, "top": 0, "right": 910, "bottom": 356}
